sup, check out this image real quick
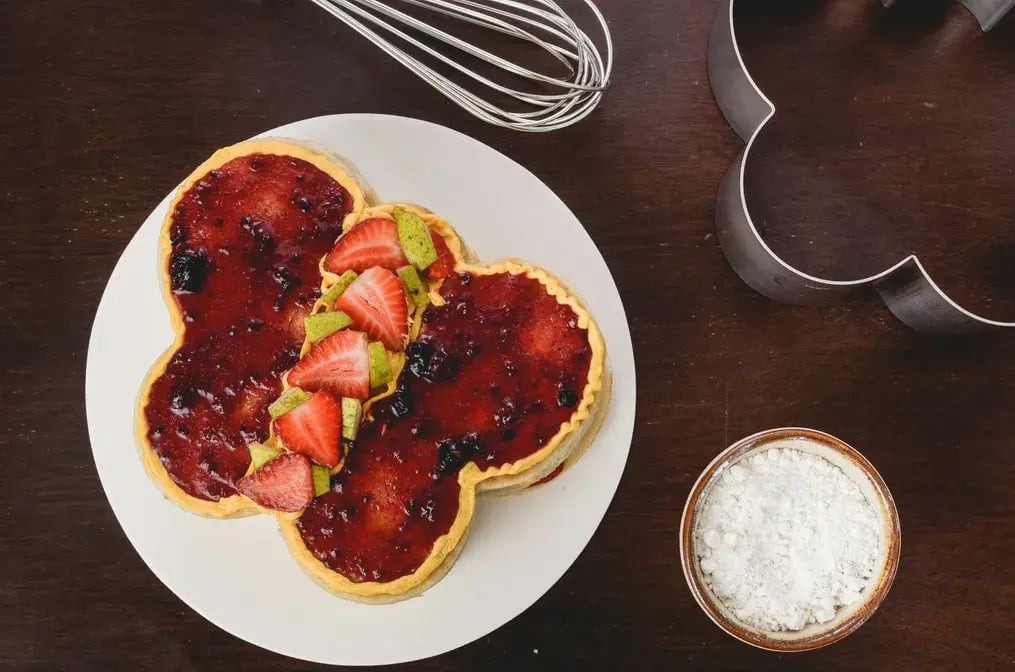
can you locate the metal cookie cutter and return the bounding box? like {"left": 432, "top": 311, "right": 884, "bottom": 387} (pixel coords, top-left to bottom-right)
{"left": 708, "top": 0, "right": 1015, "bottom": 333}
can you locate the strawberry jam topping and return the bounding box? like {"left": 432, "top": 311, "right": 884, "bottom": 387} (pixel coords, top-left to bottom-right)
{"left": 144, "top": 153, "right": 353, "bottom": 501}
{"left": 297, "top": 271, "right": 593, "bottom": 583}
{"left": 534, "top": 463, "right": 565, "bottom": 487}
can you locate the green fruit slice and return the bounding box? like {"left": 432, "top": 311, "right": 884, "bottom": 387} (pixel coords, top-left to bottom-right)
{"left": 248, "top": 442, "right": 280, "bottom": 471}
{"left": 321, "top": 270, "right": 359, "bottom": 306}
{"left": 312, "top": 465, "right": 331, "bottom": 497}
{"left": 304, "top": 310, "right": 352, "bottom": 343}
{"left": 394, "top": 207, "right": 437, "bottom": 270}
{"left": 368, "top": 341, "right": 392, "bottom": 388}
{"left": 397, "top": 265, "right": 430, "bottom": 310}
{"left": 341, "top": 397, "right": 362, "bottom": 440}
{"left": 268, "top": 387, "right": 309, "bottom": 419}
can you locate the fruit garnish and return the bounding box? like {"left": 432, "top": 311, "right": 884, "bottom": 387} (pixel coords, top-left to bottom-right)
{"left": 169, "top": 249, "right": 211, "bottom": 293}
{"left": 312, "top": 465, "right": 331, "bottom": 497}
{"left": 368, "top": 341, "right": 393, "bottom": 388}
{"left": 425, "top": 229, "right": 455, "bottom": 279}
{"left": 287, "top": 330, "right": 371, "bottom": 399}
{"left": 236, "top": 452, "right": 313, "bottom": 512}
{"left": 324, "top": 218, "right": 408, "bottom": 274}
{"left": 247, "top": 442, "right": 281, "bottom": 471}
{"left": 321, "top": 270, "right": 358, "bottom": 306}
{"left": 397, "top": 265, "right": 430, "bottom": 310}
{"left": 334, "top": 267, "right": 409, "bottom": 351}
{"left": 341, "top": 397, "right": 362, "bottom": 440}
{"left": 275, "top": 390, "right": 343, "bottom": 467}
{"left": 268, "top": 387, "right": 310, "bottom": 419}
{"left": 393, "top": 207, "right": 438, "bottom": 270}
{"left": 304, "top": 310, "right": 353, "bottom": 343}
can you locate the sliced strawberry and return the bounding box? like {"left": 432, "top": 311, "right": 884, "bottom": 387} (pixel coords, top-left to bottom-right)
{"left": 334, "top": 267, "right": 409, "bottom": 351}
{"left": 275, "top": 391, "right": 342, "bottom": 467}
{"left": 324, "top": 218, "right": 408, "bottom": 274}
{"left": 425, "top": 229, "right": 455, "bottom": 279}
{"left": 287, "top": 330, "right": 371, "bottom": 399}
{"left": 236, "top": 452, "right": 313, "bottom": 512}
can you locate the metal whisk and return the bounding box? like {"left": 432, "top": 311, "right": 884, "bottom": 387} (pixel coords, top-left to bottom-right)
{"left": 308, "top": 0, "right": 612, "bottom": 132}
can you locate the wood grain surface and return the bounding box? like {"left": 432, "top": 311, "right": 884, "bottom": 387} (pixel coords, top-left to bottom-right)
{"left": 1, "top": 0, "right": 1013, "bottom": 670}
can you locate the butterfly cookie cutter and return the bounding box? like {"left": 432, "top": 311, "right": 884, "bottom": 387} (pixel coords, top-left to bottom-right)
{"left": 708, "top": 0, "right": 1014, "bottom": 333}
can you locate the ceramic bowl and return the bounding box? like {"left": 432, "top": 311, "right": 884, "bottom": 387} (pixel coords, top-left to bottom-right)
{"left": 679, "top": 427, "right": 901, "bottom": 651}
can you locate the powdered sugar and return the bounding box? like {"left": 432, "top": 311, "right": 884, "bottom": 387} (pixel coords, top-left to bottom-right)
{"left": 695, "top": 445, "right": 880, "bottom": 632}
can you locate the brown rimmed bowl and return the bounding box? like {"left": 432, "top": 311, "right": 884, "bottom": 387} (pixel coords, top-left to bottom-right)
{"left": 679, "top": 428, "right": 901, "bottom": 652}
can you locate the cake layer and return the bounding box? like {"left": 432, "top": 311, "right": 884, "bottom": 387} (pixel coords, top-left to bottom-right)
{"left": 139, "top": 141, "right": 364, "bottom": 509}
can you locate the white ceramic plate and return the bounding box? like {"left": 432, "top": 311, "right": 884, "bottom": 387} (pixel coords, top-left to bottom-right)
{"left": 86, "top": 114, "right": 635, "bottom": 666}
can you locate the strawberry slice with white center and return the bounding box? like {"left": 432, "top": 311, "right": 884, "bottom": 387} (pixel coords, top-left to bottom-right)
{"left": 334, "top": 267, "right": 408, "bottom": 351}
{"left": 324, "top": 218, "right": 408, "bottom": 274}
{"left": 426, "top": 229, "right": 455, "bottom": 279}
{"left": 287, "top": 330, "right": 371, "bottom": 399}
{"left": 274, "top": 390, "right": 342, "bottom": 467}
{"left": 236, "top": 452, "right": 313, "bottom": 512}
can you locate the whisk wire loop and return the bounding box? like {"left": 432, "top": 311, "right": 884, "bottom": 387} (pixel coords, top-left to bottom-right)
{"left": 307, "top": 0, "right": 612, "bottom": 131}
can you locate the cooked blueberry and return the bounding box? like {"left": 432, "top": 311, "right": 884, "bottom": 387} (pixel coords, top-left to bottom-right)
{"left": 169, "top": 250, "right": 210, "bottom": 293}
{"left": 426, "top": 345, "right": 458, "bottom": 381}
{"left": 250, "top": 156, "right": 263, "bottom": 171}
{"left": 389, "top": 389, "right": 412, "bottom": 419}
{"left": 271, "top": 265, "right": 299, "bottom": 293}
{"left": 297, "top": 196, "right": 312, "bottom": 212}
{"left": 557, "top": 388, "right": 579, "bottom": 408}
{"left": 193, "top": 179, "right": 214, "bottom": 203}
{"left": 405, "top": 340, "right": 432, "bottom": 378}
{"left": 248, "top": 318, "right": 263, "bottom": 332}
{"left": 435, "top": 434, "right": 481, "bottom": 476}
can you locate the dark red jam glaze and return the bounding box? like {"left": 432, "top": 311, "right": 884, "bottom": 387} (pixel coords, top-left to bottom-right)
{"left": 534, "top": 463, "right": 565, "bottom": 487}
{"left": 297, "top": 271, "right": 593, "bottom": 583}
{"left": 144, "top": 153, "right": 353, "bottom": 501}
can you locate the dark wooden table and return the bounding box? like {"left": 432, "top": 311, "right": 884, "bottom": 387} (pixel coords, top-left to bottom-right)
{"left": 3, "top": 1, "right": 1013, "bottom": 669}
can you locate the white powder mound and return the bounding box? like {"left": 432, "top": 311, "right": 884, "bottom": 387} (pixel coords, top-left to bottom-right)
{"left": 695, "top": 446, "right": 880, "bottom": 632}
